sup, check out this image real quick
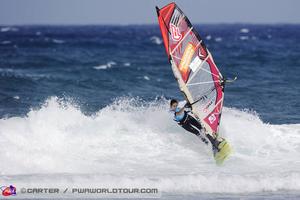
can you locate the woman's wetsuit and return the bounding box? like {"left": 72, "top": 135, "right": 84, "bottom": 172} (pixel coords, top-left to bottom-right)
{"left": 174, "top": 110, "right": 217, "bottom": 148}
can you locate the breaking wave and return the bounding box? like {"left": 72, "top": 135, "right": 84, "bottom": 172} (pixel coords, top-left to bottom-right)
{"left": 0, "top": 97, "right": 299, "bottom": 193}
{"left": 93, "top": 61, "right": 116, "bottom": 70}
{"left": 150, "top": 36, "right": 163, "bottom": 45}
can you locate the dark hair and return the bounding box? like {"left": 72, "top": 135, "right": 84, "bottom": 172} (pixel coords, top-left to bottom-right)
{"left": 170, "top": 99, "right": 178, "bottom": 106}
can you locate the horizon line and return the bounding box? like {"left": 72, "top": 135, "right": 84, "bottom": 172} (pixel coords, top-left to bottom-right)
{"left": 1, "top": 22, "right": 300, "bottom": 26}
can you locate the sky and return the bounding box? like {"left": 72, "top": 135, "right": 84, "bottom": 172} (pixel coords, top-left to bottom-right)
{"left": 0, "top": 0, "right": 299, "bottom": 25}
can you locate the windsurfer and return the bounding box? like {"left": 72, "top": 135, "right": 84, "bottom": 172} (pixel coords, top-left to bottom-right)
{"left": 169, "top": 99, "right": 220, "bottom": 151}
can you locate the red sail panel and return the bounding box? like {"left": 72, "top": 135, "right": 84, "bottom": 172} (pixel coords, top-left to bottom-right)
{"left": 203, "top": 57, "right": 224, "bottom": 133}
{"left": 156, "top": 3, "right": 175, "bottom": 58}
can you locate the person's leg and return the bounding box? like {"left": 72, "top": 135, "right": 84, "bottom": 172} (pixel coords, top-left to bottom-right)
{"left": 186, "top": 115, "right": 203, "bottom": 130}
{"left": 180, "top": 122, "right": 200, "bottom": 136}
{"left": 186, "top": 115, "right": 219, "bottom": 149}
{"left": 180, "top": 122, "right": 208, "bottom": 144}
{"left": 206, "top": 134, "right": 219, "bottom": 149}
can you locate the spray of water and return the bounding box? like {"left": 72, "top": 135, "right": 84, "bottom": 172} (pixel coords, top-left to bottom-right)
{"left": 0, "top": 97, "right": 299, "bottom": 193}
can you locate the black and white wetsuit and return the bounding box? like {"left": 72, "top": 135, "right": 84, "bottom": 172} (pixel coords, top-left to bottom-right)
{"left": 177, "top": 111, "right": 203, "bottom": 136}
{"left": 170, "top": 103, "right": 204, "bottom": 137}
{"left": 170, "top": 105, "right": 217, "bottom": 148}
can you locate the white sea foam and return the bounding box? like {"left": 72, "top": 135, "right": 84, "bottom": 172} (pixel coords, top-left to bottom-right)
{"left": 239, "top": 36, "right": 249, "bottom": 40}
{"left": 52, "top": 39, "right": 65, "bottom": 44}
{"left": 93, "top": 61, "right": 116, "bottom": 70}
{"left": 1, "top": 27, "right": 11, "bottom": 32}
{"left": 0, "top": 97, "right": 299, "bottom": 193}
{"left": 240, "top": 28, "right": 250, "bottom": 33}
{"left": 143, "top": 75, "right": 150, "bottom": 80}
{"left": 0, "top": 27, "right": 18, "bottom": 32}
{"left": 0, "top": 41, "right": 11, "bottom": 44}
{"left": 205, "top": 35, "right": 212, "bottom": 40}
{"left": 150, "top": 36, "right": 162, "bottom": 45}
{"left": 93, "top": 65, "right": 109, "bottom": 70}
{"left": 124, "top": 62, "right": 131, "bottom": 66}
{"left": 0, "top": 68, "right": 51, "bottom": 80}
{"left": 215, "top": 37, "right": 222, "bottom": 42}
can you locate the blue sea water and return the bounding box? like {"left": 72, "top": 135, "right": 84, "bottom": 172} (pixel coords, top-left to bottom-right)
{"left": 0, "top": 25, "right": 300, "bottom": 199}
{"left": 0, "top": 24, "right": 299, "bottom": 123}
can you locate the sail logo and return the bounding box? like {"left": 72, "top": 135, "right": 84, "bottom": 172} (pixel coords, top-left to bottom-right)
{"left": 179, "top": 43, "right": 195, "bottom": 82}
{"left": 1, "top": 185, "right": 16, "bottom": 196}
{"left": 208, "top": 114, "right": 216, "bottom": 124}
{"left": 170, "top": 24, "right": 182, "bottom": 41}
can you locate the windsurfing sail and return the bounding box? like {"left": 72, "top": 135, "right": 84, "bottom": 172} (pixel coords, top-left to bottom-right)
{"left": 156, "top": 3, "right": 224, "bottom": 138}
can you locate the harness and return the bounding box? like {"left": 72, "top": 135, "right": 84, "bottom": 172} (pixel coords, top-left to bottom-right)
{"left": 173, "top": 110, "right": 189, "bottom": 124}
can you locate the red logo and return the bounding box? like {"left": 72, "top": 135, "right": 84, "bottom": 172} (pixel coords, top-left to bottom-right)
{"left": 1, "top": 185, "right": 16, "bottom": 196}
{"left": 170, "top": 24, "right": 182, "bottom": 41}
{"left": 208, "top": 113, "right": 216, "bottom": 124}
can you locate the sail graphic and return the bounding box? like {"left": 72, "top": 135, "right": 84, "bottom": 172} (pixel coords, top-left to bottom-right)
{"left": 156, "top": 3, "right": 225, "bottom": 137}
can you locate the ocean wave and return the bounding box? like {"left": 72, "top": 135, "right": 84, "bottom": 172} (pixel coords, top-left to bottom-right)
{"left": 143, "top": 75, "right": 150, "bottom": 80}
{"left": 239, "top": 36, "right": 249, "bottom": 40}
{"left": 150, "top": 36, "right": 162, "bottom": 45}
{"left": 123, "top": 62, "right": 131, "bottom": 66}
{"left": 52, "top": 39, "right": 65, "bottom": 44}
{"left": 240, "top": 28, "right": 250, "bottom": 33}
{"left": 0, "top": 27, "right": 19, "bottom": 32}
{"left": 214, "top": 37, "right": 222, "bottom": 42}
{"left": 93, "top": 61, "right": 116, "bottom": 70}
{"left": 0, "top": 97, "right": 299, "bottom": 193}
{"left": 0, "top": 68, "right": 53, "bottom": 80}
{"left": 205, "top": 35, "right": 212, "bottom": 40}
{"left": 0, "top": 41, "right": 11, "bottom": 45}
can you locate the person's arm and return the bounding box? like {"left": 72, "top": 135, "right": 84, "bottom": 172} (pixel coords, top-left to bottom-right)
{"left": 184, "top": 102, "right": 192, "bottom": 108}
{"left": 183, "top": 95, "right": 192, "bottom": 107}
